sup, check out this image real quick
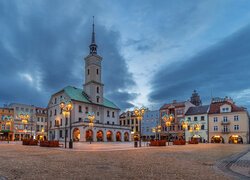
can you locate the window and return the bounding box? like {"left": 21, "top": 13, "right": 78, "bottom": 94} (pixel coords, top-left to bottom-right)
{"left": 234, "top": 115, "right": 239, "bottom": 121}
{"left": 97, "top": 97, "right": 99, "bottom": 103}
{"left": 16, "top": 107, "right": 19, "bottom": 111}
{"left": 78, "top": 118, "right": 82, "bottom": 122}
{"left": 188, "top": 117, "right": 191, "bottom": 121}
{"left": 107, "top": 111, "right": 110, "bottom": 117}
{"left": 201, "top": 116, "right": 205, "bottom": 121}
{"left": 41, "top": 117, "right": 43, "bottom": 122}
{"left": 97, "top": 87, "right": 99, "bottom": 93}
{"left": 136, "top": 126, "right": 138, "bottom": 132}
{"left": 54, "top": 98, "right": 57, "bottom": 104}
{"left": 85, "top": 107, "right": 88, "bottom": 114}
{"left": 97, "top": 112, "right": 99, "bottom": 116}
{"left": 112, "top": 112, "right": 115, "bottom": 118}
{"left": 107, "top": 121, "right": 109, "bottom": 124}
{"left": 88, "top": 69, "right": 90, "bottom": 75}
{"left": 214, "top": 126, "right": 218, "bottom": 131}
{"left": 21, "top": 108, "right": 24, "bottom": 111}
{"left": 201, "top": 124, "right": 205, "bottom": 130}
{"left": 25, "top": 108, "right": 29, "bottom": 112}
{"left": 60, "top": 119, "right": 62, "bottom": 126}
{"left": 123, "top": 120, "right": 125, "bottom": 125}
{"left": 112, "top": 122, "right": 114, "bottom": 125}
{"left": 120, "top": 121, "right": 122, "bottom": 125}
{"left": 79, "top": 105, "right": 82, "bottom": 113}
{"left": 127, "top": 119, "right": 130, "bottom": 125}
{"left": 213, "top": 117, "right": 218, "bottom": 122}
{"left": 65, "top": 130, "right": 68, "bottom": 138}
{"left": 194, "top": 117, "right": 198, "bottom": 121}
{"left": 36, "top": 125, "right": 39, "bottom": 132}
{"left": 59, "top": 130, "right": 63, "bottom": 138}
{"left": 234, "top": 125, "right": 239, "bottom": 131}
{"left": 223, "top": 116, "right": 228, "bottom": 122}
{"left": 54, "top": 109, "right": 57, "bottom": 116}
{"left": 50, "top": 121, "right": 52, "bottom": 128}
{"left": 96, "top": 69, "right": 99, "bottom": 75}
{"left": 45, "top": 118, "right": 47, "bottom": 122}
{"left": 131, "top": 119, "right": 134, "bottom": 124}
{"left": 37, "top": 117, "right": 40, "bottom": 122}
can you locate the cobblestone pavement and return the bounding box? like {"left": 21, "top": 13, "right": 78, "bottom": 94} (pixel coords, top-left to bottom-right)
{"left": 0, "top": 143, "right": 249, "bottom": 179}
{"left": 216, "top": 148, "right": 250, "bottom": 180}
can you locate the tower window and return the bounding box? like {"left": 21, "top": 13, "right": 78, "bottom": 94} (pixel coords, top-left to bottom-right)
{"left": 88, "top": 69, "right": 90, "bottom": 75}
{"left": 96, "top": 69, "right": 99, "bottom": 75}
{"left": 97, "top": 87, "right": 99, "bottom": 93}
{"left": 97, "top": 97, "right": 99, "bottom": 103}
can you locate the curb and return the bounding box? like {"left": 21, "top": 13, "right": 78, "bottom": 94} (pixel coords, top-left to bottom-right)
{"left": 215, "top": 148, "right": 250, "bottom": 180}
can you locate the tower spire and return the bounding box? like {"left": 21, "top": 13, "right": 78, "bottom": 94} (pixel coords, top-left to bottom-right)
{"left": 89, "top": 16, "right": 97, "bottom": 55}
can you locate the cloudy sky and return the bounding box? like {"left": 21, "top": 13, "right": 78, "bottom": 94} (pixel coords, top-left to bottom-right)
{"left": 1, "top": 0, "right": 250, "bottom": 111}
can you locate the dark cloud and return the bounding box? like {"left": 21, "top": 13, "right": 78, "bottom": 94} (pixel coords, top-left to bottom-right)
{"left": 149, "top": 24, "right": 250, "bottom": 108}
{"left": 0, "top": 1, "right": 135, "bottom": 110}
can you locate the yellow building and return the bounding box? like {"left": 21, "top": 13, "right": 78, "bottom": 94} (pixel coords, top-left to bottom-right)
{"left": 119, "top": 111, "right": 139, "bottom": 141}
{"left": 208, "top": 97, "right": 249, "bottom": 144}
{"left": 0, "top": 108, "right": 14, "bottom": 141}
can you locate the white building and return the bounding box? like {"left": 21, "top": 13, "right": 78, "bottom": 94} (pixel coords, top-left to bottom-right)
{"left": 47, "top": 21, "right": 130, "bottom": 143}
{"left": 184, "top": 105, "right": 210, "bottom": 142}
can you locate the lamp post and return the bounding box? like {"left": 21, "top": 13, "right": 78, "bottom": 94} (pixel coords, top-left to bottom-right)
{"left": 87, "top": 112, "right": 95, "bottom": 144}
{"left": 162, "top": 114, "right": 174, "bottom": 146}
{"left": 181, "top": 119, "right": 189, "bottom": 143}
{"left": 134, "top": 106, "right": 147, "bottom": 147}
{"left": 60, "top": 100, "right": 73, "bottom": 149}
{"left": 152, "top": 125, "right": 162, "bottom": 140}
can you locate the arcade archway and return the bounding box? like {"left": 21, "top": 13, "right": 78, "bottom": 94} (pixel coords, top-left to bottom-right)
{"left": 211, "top": 136, "right": 224, "bottom": 143}
{"left": 86, "top": 129, "right": 93, "bottom": 142}
{"left": 106, "top": 131, "right": 113, "bottom": 142}
{"left": 124, "top": 132, "right": 129, "bottom": 141}
{"left": 116, "top": 131, "right": 121, "bottom": 141}
{"left": 96, "top": 130, "right": 104, "bottom": 142}
{"left": 229, "top": 135, "right": 243, "bottom": 144}
{"left": 73, "top": 128, "right": 80, "bottom": 141}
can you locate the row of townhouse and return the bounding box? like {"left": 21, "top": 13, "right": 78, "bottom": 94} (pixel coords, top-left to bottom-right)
{"left": 119, "top": 91, "right": 250, "bottom": 144}
{"left": 0, "top": 103, "right": 48, "bottom": 141}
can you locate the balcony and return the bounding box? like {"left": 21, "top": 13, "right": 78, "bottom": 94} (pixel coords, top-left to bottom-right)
{"left": 221, "top": 129, "right": 230, "bottom": 134}
{"left": 221, "top": 120, "right": 230, "bottom": 125}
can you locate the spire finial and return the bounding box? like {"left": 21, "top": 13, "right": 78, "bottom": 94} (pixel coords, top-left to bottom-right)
{"left": 89, "top": 16, "right": 97, "bottom": 55}
{"left": 92, "top": 16, "right": 95, "bottom": 44}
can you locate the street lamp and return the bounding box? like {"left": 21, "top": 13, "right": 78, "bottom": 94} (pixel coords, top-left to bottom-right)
{"left": 152, "top": 125, "right": 162, "bottom": 140}
{"left": 87, "top": 112, "right": 95, "bottom": 144}
{"left": 181, "top": 119, "right": 189, "bottom": 143}
{"left": 134, "top": 106, "right": 147, "bottom": 147}
{"left": 60, "top": 100, "right": 73, "bottom": 149}
{"left": 162, "top": 114, "right": 174, "bottom": 146}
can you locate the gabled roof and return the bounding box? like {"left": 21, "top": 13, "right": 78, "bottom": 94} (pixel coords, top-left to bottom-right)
{"left": 185, "top": 105, "right": 209, "bottom": 115}
{"left": 62, "top": 86, "right": 119, "bottom": 110}
{"left": 160, "top": 101, "right": 186, "bottom": 110}
{"left": 208, "top": 101, "right": 245, "bottom": 114}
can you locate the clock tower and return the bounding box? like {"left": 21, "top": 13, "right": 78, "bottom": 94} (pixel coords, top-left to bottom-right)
{"left": 84, "top": 17, "right": 104, "bottom": 104}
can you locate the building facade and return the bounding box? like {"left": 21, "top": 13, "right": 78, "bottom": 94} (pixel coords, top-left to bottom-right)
{"left": 208, "top": 97, "right": 250, "bottom": 144}
{"left": 47, "top": 21, "right": 130, "bottom": 143}
{"left": 184, "top": 105, "right": 209, "bottom": 142}
{"left": 160, "top": 100, "right": 195, "bottom": 140}
{"left": 35, "top": 107, "right": 48, "bottom": 140}
{"left": 0, "top": 108, "right": 14, "bottom": 141}
{"left": 141, "top": 110, "right": 160, "bottom": 140}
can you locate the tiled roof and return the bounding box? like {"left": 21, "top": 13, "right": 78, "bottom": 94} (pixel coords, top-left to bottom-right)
{"left": 63, "top": 86, "right": 120, "bottom": 110}
{"left": 208, "top": 101, "right": 245, "bottom": 114}
{"left": 185, "top": 105, "right": 209, "bottom": 115}
{"left": 160, "top": 101, "right": 186, "bottom": 110}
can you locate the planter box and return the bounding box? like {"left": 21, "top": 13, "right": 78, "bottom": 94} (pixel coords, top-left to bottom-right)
{"left": 149, "top": 140, "right": 166, "bottom": 146}
{"left": 188, "top": 139, "right": 199, "bottom": 144}
{"left": 40, "top": 140, "right": 59, "bottom": 147}
{"left": 173, "top": 140, "right": 186, "bottom": 145}
{"left": 22, "top": 139, "right": 38, "bottom": 146}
